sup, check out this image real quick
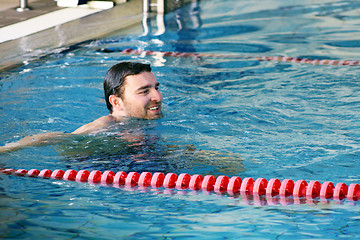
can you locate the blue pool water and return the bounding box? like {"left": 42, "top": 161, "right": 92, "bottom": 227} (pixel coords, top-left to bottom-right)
{"left": 1, "top": 0, "right": 360, "bottom": 238}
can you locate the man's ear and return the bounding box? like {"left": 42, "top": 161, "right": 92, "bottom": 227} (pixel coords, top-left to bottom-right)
{"left": 109, "top": 95, "right": 124, "bottom": 111}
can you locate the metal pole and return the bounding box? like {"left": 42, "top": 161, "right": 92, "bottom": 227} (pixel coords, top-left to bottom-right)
{"left": 157, "top": 0, "right": 164, "bottom": 14}
{"left": 143, "top": 0, "right": 150, "bottom": 13}
{"left": 17, "top": 0, "right": 31, "bottom": 12}
{"left": 142, "top": 13, "right": 151, "bottom": 36}
{"left": 154, "top": 13, "right": 165, "bottom": 35}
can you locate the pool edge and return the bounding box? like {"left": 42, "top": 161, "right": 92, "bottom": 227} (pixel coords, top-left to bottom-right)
{"left": 0, "top": 0, "right": 143, "bottom": 72}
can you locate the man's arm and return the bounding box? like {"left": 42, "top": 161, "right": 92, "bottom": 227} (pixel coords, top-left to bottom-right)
{"left": 0, "top": 132, "right": 66, "bottom": 153}
{"left": 71, "top": 115, "right": 114, "bottom": 134}
{"left": 0, "top": 115, "right": 115, "bottom": 153}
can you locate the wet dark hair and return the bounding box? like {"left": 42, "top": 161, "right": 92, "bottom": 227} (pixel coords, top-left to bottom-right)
{"left": 104, "top": 62, "right": 151, "bottom": 112}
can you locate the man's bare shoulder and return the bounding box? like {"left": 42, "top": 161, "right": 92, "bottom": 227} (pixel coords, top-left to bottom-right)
{"left": 72, "top": 115, "right": 117, "bottom": 134}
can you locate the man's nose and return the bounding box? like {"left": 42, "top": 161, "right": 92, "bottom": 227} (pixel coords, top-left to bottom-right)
{"left": 151, "top": 89, "right": 163, "bottom": 102}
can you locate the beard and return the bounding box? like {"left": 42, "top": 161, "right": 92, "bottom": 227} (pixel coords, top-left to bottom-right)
{"left": 122, "top": 99, "right": 163, "bottom": 120}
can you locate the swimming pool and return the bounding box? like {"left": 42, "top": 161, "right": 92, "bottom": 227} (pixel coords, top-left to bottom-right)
{"left": 1, "top": 0, "right": 360, "bottom": 238}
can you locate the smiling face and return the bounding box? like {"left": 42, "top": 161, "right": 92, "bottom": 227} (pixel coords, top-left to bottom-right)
{"left": 110, "top": 71, "right": 163, "bottom": 120}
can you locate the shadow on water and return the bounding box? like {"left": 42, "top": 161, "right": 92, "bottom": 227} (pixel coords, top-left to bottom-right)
{"left": 55, "top": 118, "right": 245, "bottom": 176}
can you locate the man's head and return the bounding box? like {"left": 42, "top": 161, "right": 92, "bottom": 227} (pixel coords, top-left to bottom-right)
{"left": 104, "top": 62, "right": 163, "bottom": 119}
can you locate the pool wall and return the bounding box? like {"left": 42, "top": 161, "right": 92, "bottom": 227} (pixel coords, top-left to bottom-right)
{"left": 0, "top": 0, "right": 143, "bottom": 72}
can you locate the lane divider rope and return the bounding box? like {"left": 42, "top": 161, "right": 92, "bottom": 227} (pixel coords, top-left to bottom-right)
{"left": 99, "top": 48, "right": 360, "bottom": 66}
{"left": 1, "top": 168, "right": 360, "bottom": 204}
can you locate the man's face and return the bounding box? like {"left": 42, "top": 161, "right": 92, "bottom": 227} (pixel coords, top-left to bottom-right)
{"left": 121, "top": 71, "right": 163, "bottom": 119}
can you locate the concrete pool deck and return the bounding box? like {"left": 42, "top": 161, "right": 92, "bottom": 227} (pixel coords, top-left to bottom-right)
{"left": 0, "top": 0, "right": 144, "bottom": 71}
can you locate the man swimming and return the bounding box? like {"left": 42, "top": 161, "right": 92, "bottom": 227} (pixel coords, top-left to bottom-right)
{"left": 73, "top": 61, "right": 163, "bottom": 134}
{"left": 0, "top": 62, "right": 163, "bottom": 152}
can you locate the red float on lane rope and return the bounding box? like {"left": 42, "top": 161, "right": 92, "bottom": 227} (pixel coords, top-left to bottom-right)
{"left": 126, "top": 172, "right": 140, "bottom": 187}
{"left": 163, "top": 173, "right": 178, "bottom": 189}
{"left": 214, "top": 175, "right": 229, "bottom": 193}
{"left": 227, "top": 176, "right": 242, "bottom": 194}
{"left": 138, "top": 172, "right": 152, "bottom": 187}
{"left": 176, "top": 173, "right": 191, "bottom": 190}
{"left": 101, "top": 171, "right": 115, "bottom": 184}
{"left": 27, "top": 169, "right": 40, "bottom": 177}
{"left": 15, "top": 169, "right": 28, "bottom": 176}
{"left": 293, "top": 180, "right": 307, "bottom": 198}
{"left": 89, "top": 170, "right": 102, "bottom": 183}
{"left": 202, "top": 175, "right": 216, "bottom": 191}
{"left": 39, "top": 169, "right": 52, "bottom": 178}
{"left": 51, "top": 170, "right": 65, "bottom": 179}
{"left": 320, "top": 181, "right": 334, "bottom": 199}
{"left": 253, "top": 178, "right": 268, "bottom": 196}
{"left": 266, "top": 178, "right": 281, "bottom": 197}
{"left": 280, "top": 179, "right": 294, "bottom": 197}
{"left": 347, "top": 184, "right": 360, "bottom": 201}
{"left": 240, "top": 177, "right": 254, "bottom": 195}
{"left": 63, "top": 170, "right": 77, "bottom": 181}
{"left": 333, "top": 183, "right": 348, "bottom": 200}
{"left": 76, "top": 170, "right": 90, "bottom": 182}
{"left": 151, "top": 172, "right": 165, "bottom": 188}
{"left": 306, "top": 181, "right": 321, "bottom": 198}
{"left": 0, "top": 168, "right": 15, "bottom": 174}
{"left": 114, "top": 171, "right": 127, "bottom": 185}
{"left": 189, "top": 174, "right": 203, "bottom": 191}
